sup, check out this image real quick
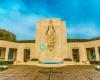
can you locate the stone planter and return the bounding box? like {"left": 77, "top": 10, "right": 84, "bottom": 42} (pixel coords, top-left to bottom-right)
{"left": 95, "top": 65, "right": 100, "bottom": 71}
{"left": 0, "top": 65, "right": 8, "bottom": 71}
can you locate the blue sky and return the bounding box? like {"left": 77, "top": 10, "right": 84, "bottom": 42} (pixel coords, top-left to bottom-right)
{"left": 0, "top": 0, "right": 100, "bottom": 40}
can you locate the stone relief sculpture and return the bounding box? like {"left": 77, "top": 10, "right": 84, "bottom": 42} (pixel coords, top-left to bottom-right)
{"left": 45, "top": 21, "right": 56, "bottom": 52}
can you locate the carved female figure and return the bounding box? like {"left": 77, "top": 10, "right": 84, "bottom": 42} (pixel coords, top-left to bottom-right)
{"left": 45, "top": 21, "right": 56, "bottom": 52}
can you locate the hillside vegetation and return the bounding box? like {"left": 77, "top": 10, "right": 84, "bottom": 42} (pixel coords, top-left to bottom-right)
{"left": 0, "top": 29, "right": 16, "bottom": 41}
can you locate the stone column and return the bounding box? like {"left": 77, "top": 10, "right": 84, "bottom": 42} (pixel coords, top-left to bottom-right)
{"left": 5, "top": 47, "right": 9, "bottom": 61}
{"left": 70, "top": 48, "right": 74, "bottom": 61}
{"left": 30, "top": 49, "right": 34, "bottom": 60}
{"left": 66, "top": 47, "right": 73, "bottom": 60}
{"left": 16, "top": 46, "right": 24, "bottom": 63}
{"left": 95, "top": 47, "right": 100, "bottom": 61}
{"left": 79, "top": 46, "right": 88, "bottom": 62}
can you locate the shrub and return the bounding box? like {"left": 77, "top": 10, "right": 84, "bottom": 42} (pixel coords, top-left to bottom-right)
{"left": 90, "top": 61, "right": 100, "bottom": 64}
{"left": 0, "top": 61, "right": 13, "bottom": 65}
{"left": 31, "top": 58, "right": 39, "bottom": 61}
{"left": 64, "top": 58, "right": 72, "bottom": 61}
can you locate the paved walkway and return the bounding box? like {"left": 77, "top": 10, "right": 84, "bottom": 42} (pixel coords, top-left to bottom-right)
{"left": 0, "top": 65, "right": 100, "bottom": 80}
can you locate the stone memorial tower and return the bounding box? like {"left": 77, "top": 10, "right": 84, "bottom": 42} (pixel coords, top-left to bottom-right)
{"left": 35, "top": 18, "right": 67, "bottom": 64}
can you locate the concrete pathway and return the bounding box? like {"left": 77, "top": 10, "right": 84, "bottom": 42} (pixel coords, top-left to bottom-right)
{"left": 0, "top": 65, "right": 100, "bottom": 80}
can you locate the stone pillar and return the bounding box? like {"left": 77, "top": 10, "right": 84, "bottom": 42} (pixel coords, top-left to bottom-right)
{"left": 30, "top": 49, "right": 34, "bottom": 60}
{"left": 5, "top": 47, "right": 9, "bottom": 61}
{"left": 13, "top": 49, "right": 17, "bottom": 61}
{"left": 70, "top": 48, "right": 74, "bottom": 61}
{"left": 66, "top": 47, "right": 73, "bottom": 60}
{"left": 30, "top": 44, "right": 36, "bottom": 59}
{"left": 95, "top": 47, "right": 100, "bottom": 61}
{"left": 16, "top": 46, "right": 24, "bottom": 63}
{"left": 79, "top": 46, "right": 88, "bottom": 62}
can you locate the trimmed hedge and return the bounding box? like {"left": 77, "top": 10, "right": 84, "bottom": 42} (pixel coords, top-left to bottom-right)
{"left": 16, "top": 40, "right": 35, "bottom": 43}
{"left": 64, "top": 58, "right": 72, "bottom": 61}
{"left": 90, "top": 61, "right": 100, "bottom": 64}
{"left": 0, "top": 61, "right": 13, "bottom": 65}
{"left": 31, "top": 58, "right": 39, "bottom": 61}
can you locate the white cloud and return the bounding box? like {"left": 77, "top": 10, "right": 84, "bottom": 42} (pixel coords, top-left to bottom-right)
{"left": 67, "top": 23, "right": 100, "bottom": 38}
{"left": 0, "top": 13, "right": 45, "bottom": 40}
{"left": 0, "top": 2, "right": 45, "bottom": 40}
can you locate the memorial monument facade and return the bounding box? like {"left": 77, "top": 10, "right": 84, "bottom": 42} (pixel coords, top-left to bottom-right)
{"left": 0, "top": 18, "right": 100, "bottom": 65}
